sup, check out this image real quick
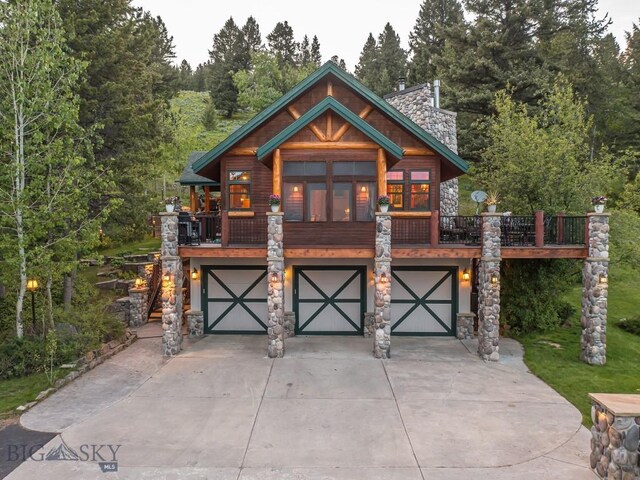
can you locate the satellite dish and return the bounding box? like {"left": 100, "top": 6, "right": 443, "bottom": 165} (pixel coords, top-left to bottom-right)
{"left": 471, "top": 190, "right": 488, "bottom": 203}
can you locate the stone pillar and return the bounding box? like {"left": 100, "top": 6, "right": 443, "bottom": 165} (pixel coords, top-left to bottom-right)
{"left": 160, "top": 212, "right": 183, "bottom": 356}
{"left": 363, "top": 312, "right": 375, "bottom": 338}
{"left": 456, "top": 312, "right": 476, "bottom": 340}
{"left": 374, "top": 213, "right": 392, "bottom": 359}
{"left": 186, "top": 310, "right": 204, "bottom": 338}
{"left": 128, "top": 286, "right": 149, "bottom": 327}
{"left": 284, "top": 311, "right": 296, "bottom": 339}
{"left": 477, "top": 213, "right": 502, "bottom": 362}
{"left": 581, "top": 213, "right": 610, "bottom": 365}
{"left": 589, "top": 394, "right": 640, "bottom": 479}
{"left": 267, "top": 212, "right": 285, "bottom": 358}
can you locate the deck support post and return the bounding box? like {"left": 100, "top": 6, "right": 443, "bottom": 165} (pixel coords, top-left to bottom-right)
{"left": 160, "top": 212, "right": 183, "bottom": 356}
{"left": 267, "top": 212, "right": 285, "bottom": 358}
{"left": 581, "top": 213, "right": 610, "bottom": 365}
{"left": 374, "top": 213, "right": 392, "bottom": 359}
{"left": 477, "top": 213, "right": 502, "bottom": 362}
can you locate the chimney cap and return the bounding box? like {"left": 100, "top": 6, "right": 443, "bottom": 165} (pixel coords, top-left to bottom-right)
{"left": 397, "top": 76, "right": 406, "bottom": 91}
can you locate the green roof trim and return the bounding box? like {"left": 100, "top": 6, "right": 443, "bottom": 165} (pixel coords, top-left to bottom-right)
{"left": 256, "top": 97, "right": 404, "bottom": 160}
{"left": 179, "top": 151, "right": 221, "bottom": 186}
{"left": 192, "top": 61, "right": 468, "bottom": 174}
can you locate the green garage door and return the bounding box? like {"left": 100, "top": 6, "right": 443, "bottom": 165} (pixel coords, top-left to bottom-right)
{"left": 391, "top": 266, "right": 458, "bottom": 336}
{"left": 202, "top": 266, "right": 268, "bottom": 334}
{"left": 293, "top": 266, "right": 366, "bottom": 335}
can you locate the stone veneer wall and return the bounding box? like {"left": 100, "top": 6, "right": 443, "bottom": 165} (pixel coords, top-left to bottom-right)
{"left": 373, "top": 213, "right": 392, "bottom": 358}
{"left": 160, "top": 212, "right": 183, "bottom": 356}
{"left": 581, "top": 213, "right": 610, "bottom": 365}
{"left": 456, "top": 312, "right": 476, "bottom": 340}
{"left": 267, "top": 213, "right": 285, "bottom": 358}
{"left": 187, "top": 310, "right": 204, "bottom": 338}
{"left": 128, "top": 286, "right": 148, "bottom": 327}
{"left": 385, "top": 85, "right": 459, "bottom": 216}
{"left": 477, "top": 213, "right": 501, "bottom": 361}
{"left": 590, "top": 399, "right": 640, "bottom": 478}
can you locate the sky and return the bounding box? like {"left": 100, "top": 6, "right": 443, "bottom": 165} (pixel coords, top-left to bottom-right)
{"left": 133, "top": 0, "right": 639, "bottom": 71}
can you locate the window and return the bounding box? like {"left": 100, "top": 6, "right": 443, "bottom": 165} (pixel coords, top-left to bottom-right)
{"left": 356, "top": 182, "right": 376, "bottom": 221}
{"left": 333, "top": 161, "right": 376, "bottom": 176}
{"left": 332, "top": 183, "right": 352, "bottom": 222}
{"left": 306, "top": 183, "right": 327, "bottom": 222}
{"left": 283, "top": 161, "right": 326, "bottom": 176}
{"left": 386, "top": 170, "right": 404, "bottom": 210}
{"left": 228, "top": 171, "right": 251, "bottom": 210}
{"left": 409, "top": 170, "right": 431, "bottom": 211}
{"left": 283, "top": 183, "right": 303, "bottom": 221}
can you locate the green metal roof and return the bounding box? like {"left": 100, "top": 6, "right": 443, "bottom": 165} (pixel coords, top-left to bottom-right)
{"left": 256, "top": 97, "right": 404, "bottom": 160}
{"left": 179, "top": 151, "right": 221, "bottom": 186}
{"left": 192, "top": 61, "right": 468, "bottom": 174}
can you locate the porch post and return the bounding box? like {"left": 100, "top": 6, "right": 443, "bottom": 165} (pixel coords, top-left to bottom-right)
{"left": 160, "top": 212, "right": 183, "bottom": 356}
{"left": 267, "top": 212, "right": 285, "bottom": 358}
{"left": 477, "top": 213, "right": 501, "bottom": 362}
{"left": 581, "top": 213, "right": 609, "bottom": 365}
{"left": 374, "top": 212, "right": 392, "bottom": 359}
{"left": 189, "top": 186, "right": 197, "bottom": 212}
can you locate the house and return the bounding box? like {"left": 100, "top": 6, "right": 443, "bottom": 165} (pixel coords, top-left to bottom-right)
{"left": 162, "top": 62, "right": 608, "bottom": 366}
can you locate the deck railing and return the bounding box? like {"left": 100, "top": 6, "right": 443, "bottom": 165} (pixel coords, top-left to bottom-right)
{"left": 177, "top": 210, "right": 588, "bottom": 248}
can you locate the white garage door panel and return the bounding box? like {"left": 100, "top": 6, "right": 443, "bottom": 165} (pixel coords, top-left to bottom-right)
{"left": 391, "top": 267, "right": 457, "bottom": 336}
{"left": 203, "top": 266, "right": 267, "bottom": 334}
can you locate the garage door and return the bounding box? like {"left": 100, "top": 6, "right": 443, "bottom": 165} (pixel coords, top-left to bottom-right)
{"left": 391, "top": 267, "right": 457, "bottom": 336}
{"left": 202, "top": 266, "right": 268, "bottom": 334}
{"left": 293, "top": 266, "right": 366, "bottom": 335}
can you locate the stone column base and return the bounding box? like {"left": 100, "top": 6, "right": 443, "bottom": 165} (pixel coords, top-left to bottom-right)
{"left": 128, "top": 287, "right": 149, "bottom": 327}
{"left": 364, "top": 312, "right": 375, "bottom": 338}
{"left": 456, "top": 312, "right": 476, "bottom": 340}
{"left": 581, "top": 258, "right": 608, "bottom": 366}
{"left": 284, "top": 311, "right": 296, "bottom": 338}
{"left": 186, "top": 310, "right": 204, "bottom": 338}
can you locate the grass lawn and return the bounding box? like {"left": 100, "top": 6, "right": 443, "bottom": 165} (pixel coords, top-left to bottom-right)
{"left": 0, "top": 371, "right": 61, "bottom": 419}
{"left": 518, "top": 266, "right": 640, "bottom": 425}
{"left": 98, "top": 236, "right": 161, "bottom": 257}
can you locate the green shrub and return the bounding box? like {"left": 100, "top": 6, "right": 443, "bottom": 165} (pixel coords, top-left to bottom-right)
{"left": 0, "top": 337, "right": 45, "bottom": 380}
{"left": 501, "top": 259, "right": 580, "bottom": 334}
{"left": 618, "top": 318, "right": 640, "bottom": 336}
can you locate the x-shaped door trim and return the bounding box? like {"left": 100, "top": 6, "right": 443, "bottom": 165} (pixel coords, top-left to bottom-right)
{"left": 391, "top": 269, "right": 454, "bottom": 334}
{"left": 205, "top": 267, "right": 267, "bottom": 332}
{"left": 294, "top": 267, "right": 365, "bottom": 334}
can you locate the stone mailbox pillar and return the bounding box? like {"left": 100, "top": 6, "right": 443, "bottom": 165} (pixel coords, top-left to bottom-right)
{"left": 267, "top": 212, "right": 285, "bottom": 358}
{"left": 478, "top": 213, "right": 502, "bottom": 362}
{"left": 128, "top": 285, "right": 149, "bottom": 327}
{"left": 160, "top": 212, "right": 183, "bottom": 356}
{"left": 581, "top": 213, "right": 610, "bottom": 365}
{"left": 374, "top": 213, "right": 392, "bottom": 359}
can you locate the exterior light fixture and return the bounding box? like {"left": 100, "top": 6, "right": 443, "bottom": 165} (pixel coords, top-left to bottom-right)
{"left": 162, "top": 273, "right": 171, "bottom": 283}
{"left": 134, "top": 277, "right": 146, "bottom": 289}
{"left": 490, "top": 274, "right": 499, "bottom": 285}
{"left": 379, "top": 272, "right": 388, "bottom": 283}
{"left": 293, "top": 185, "right": 299, "bottom": 193}
{"left": 270, "top": 272, "right": 279, "bottom": 283}
{"left": 191, "top": 268, "right": 199, "bottom": 281}
{"left": 26, "top": 278, "right": 39, "bottom": 331}
{"left": 598, "top": 273, "right": 608, "bottom": 285}
{"left": 360, "top": 185, "right": 367, "bottom": 193}
{"left": 462, "top": 269, "right": 471, "bottom": 282}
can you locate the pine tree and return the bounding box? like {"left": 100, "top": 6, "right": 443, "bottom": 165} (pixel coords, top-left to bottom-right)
{"left": 299, "top": 35, "right": 311, "bottom": 66}
{"left": 377, "top": 23, "right": 408, "bottom": 94}
{"left": 192, "top": 62, "right": 210, "bottom": 91}
{"left": 355, "top": 33, "right": 379, "bottom": 92}
{"left": 267, "top": 21, "right": 298, "bottom": 67}
{"left": 177, "top": 59, "right": 193, "bottom": 90}
{"left": 242, "top": 16, "right": 262, "bottom": 53}
{"left": 310, "top": 35, "right": 322, "bottom": 66}
{"left": 209, "top": 17, "right": 250, "bottom": 117}
{"left": 408, "top": 0, "right": 464, "bottom": 83}
{"left": 330, "top": 55, "right": 347, "bottom": 71}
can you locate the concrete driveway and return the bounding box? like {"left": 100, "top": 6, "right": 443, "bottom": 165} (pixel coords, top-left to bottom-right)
{"left": 7, "top": 331, "right": 596, "bottom": 479}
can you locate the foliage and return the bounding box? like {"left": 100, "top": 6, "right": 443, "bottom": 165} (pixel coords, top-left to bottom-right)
{"left": 607, "top": 209, "right": 640, "bottom": 271}
{"left": 501, "top": 259, "right": 579, "bottom": 333}
{"left": 518, "top": 265, "right": 640, "bottom": 425}
{"left": 618, "top": 318, "right": 640, "bottom": 336}
{"left": 0, "top": 371, "right": 59, "bottom": 417}
{"left": 408, "top": 0, "right": 464, "bottom": 84}
{"left": 234, "top": 51, "right": 317, "bottom": 112}
{"left": 268, "top": 195, "right": 281, "bottom": 206}
{"left": 355, "top": 24, "right": 408, "bottom": 96}
{"left": 267, "top": 21, "right": 298, "bottom": 68}
{"left": 476, "top": 80, "right": 624, "bottom": 214}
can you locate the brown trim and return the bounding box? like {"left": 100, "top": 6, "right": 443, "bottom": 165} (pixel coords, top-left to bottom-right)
{"left": 272, "top": 149, "right": 282, "bottom": 197}
{"left": 332, "top": 105, "right": 374, "bottom": 141}
{"left": 502, "top": 247, "right": 588, "bottom": 259}
{"left": 189, "top": 186, "right": 197, "bottom": 213}
{"left": 227, "top": 147, "right": 257, "bottom": 156}
{"left": 393, "top": 247, "right": 480, "bottom": 258}
{"left": 228, "top": 211, "right": 255, "bottom": 218}
{"left": 377, "top": 148, "right": 387, "bottom": 197}
{"left": 179, "top": 247, "right": 266, "bottom": 258}
{"left": 388, "top": 211, "right": 432, "bottom": 218}
{"left": 280, "top": 142, "right": 378, "bottom": 150}
{"left": 284, "top": 248, "right": 374, "bottom": 258}
{"left": 403, "top": 148, "right": 435, "bottom": 156}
